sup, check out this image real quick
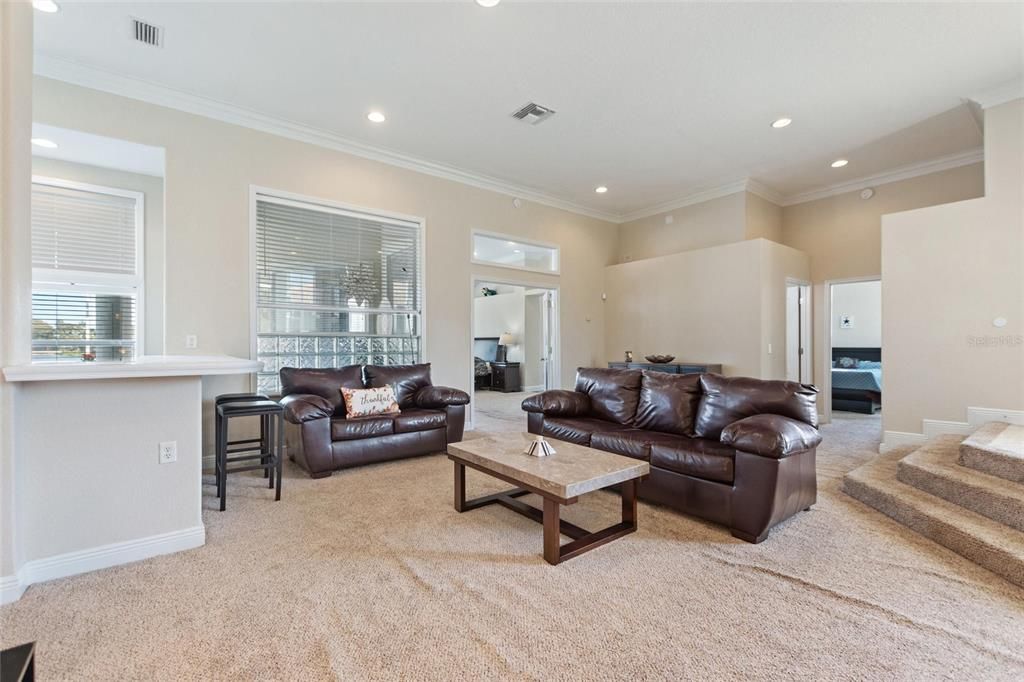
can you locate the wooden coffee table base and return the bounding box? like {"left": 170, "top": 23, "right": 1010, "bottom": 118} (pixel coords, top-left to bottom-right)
{"left": 451, "top": 458, "right": 639, "bottom": 565}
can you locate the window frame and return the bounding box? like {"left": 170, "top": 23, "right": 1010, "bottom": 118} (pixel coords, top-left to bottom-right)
{"left": 471, "top": 229, "right": 561, "bottom": 275}
{"left": 30, "top": 175, "right": 146, "bottom": 362}
{"left": 248, "top": 185, "right": 427, "bottom": 391}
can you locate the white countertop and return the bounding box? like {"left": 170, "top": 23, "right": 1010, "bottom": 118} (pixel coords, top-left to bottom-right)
{"left": 3, "top": 355, "right": 263, "bottom": 382}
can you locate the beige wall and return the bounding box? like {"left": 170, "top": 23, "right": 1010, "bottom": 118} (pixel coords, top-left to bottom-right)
{"left": 831, "top": 280, "right": 881, "bottom": 348}
{"left": 473, "top": 291, "right": 525, "bottom": 363}
{"left": 604, "top": 238, "right": 808, "bottom": 379}
{"left": 746, "top": 191, "right": 783, "bottom": 242}
{"left": 780, "top": 162, "right": 985, "bottom": 391}
{"left": 616, "top": 191, "right": 746, "bottom": 263}
{"left": 882, "top": 99, "right": 1023, "bottom": 436}
{"left": 1, "top": 0, "right": 33, "bottom": 581}
{"left": 31, "top": 157, "right": 166, "bottom": 354}
{"left": 32, "top": 77, "right": 619, "bottom": 454}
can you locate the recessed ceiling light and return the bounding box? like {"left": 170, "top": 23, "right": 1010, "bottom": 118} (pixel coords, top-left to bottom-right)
{"left": 32, "top": 0, "right": 60, "bottom": 13}
{"left": 367, "top": 111, "right": 386, "bottom": 123}
{"left": 475, "top": 0, "right": 501, "bottom": 7}
{"left": 595, "top": 186, "right": 608, "bottom": 194}
{"left": 31, "top": 138, "right": 58, "bottom": 149}
{"left": 830, "top": 158, "right": 849, "bottom": 168}
{"left": 771, "top": 117, "right": 792, "bottom": 129}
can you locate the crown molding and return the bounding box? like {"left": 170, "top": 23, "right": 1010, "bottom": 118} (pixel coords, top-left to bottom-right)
{"left": 968, "top": 79, "right": 1024, "bottom": 110}
{"left": 777, "top": 148, "right": 984, "bottom": 206}
{"left": 745, "top": 179, "right": 785, "bottom": 205}
{"left": 33, "top": 56, "right": 622, "bottom": 224}
{"left": 618, "top": 179, "right": 750, "bottom": 223}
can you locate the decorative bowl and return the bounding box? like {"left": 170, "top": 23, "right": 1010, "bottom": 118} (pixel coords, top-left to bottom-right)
{"left": 645, "top": 354, "right": 675, "bottom": 364}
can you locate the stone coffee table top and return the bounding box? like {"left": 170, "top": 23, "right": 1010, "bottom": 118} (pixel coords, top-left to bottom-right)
{"left": 448, "top": 433, "right": 649, "bottom": 501}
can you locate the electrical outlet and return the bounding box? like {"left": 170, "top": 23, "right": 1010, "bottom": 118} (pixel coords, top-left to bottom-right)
{"left": 185, "top": 335, "right": 198, "bottom": 349}
{"left": 158, "top": 441, "right": 177, "bottom": 464}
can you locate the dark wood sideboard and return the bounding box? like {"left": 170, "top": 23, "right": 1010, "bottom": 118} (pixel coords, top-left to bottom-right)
{"left": 607, "top": 362, "right": 722, "bottom": 375}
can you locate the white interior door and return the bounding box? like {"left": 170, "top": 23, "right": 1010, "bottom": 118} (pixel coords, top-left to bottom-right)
{"left": 541, "top": 291, "right": 555, "bottom": 390}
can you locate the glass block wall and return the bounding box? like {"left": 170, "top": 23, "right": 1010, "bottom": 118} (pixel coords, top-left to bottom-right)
{"left": 256, "top": 334, "right": 421, "bottom": 395}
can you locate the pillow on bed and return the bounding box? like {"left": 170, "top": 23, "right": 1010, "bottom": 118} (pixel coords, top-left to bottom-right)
{"left": 858, "top": 360, "right": 882, "bottom": 369}
{"left": 836, "top": 356, "right": 860, "bottom": 369}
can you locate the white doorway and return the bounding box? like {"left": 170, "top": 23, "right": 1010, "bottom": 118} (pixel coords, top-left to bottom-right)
{"left": 823, "top": 277, "right": 882, "bottom": 422}
{"left": 786, "top": 280, "right": 812, "bottom": 383}
{"left": 470, "top": 278, "right": 559, "bottom": 431}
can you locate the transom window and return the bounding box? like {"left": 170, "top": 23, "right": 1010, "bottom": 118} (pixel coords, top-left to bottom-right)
{"left": 253, "top": 192, "right": 424, "bottom": 394}
{"left": 30, "top": 178, "right": 144, "bottom": 363}
{"left": 472, "top": 232, "right": 559, "bottom": 274}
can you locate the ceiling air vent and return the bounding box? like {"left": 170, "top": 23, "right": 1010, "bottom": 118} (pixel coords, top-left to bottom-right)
{"left": 511, "top": 102, "right": 556, "bottom": 125}
{"left": 131, "top": 18, "right": 163, "bottom": 47}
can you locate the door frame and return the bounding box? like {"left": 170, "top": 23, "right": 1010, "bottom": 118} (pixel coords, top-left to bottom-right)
{"left": 822, "top": 275, "right": 881, "bottom": 423}
{"left": 785, "top": 278, "right": 812, "bottom": 384}
{"left": 468, "top": 274, "right": 560, "bottom": 431}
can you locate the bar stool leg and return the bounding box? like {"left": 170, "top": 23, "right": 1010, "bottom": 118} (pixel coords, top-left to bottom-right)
{"left": 275, "top": 413, "right": 283, "bottom": 501}
{"left": 261, "top": 413, "right": 270, "bottom": 479}
{"left": 218, "top": 413, "right": 229, "bottom": 512}
{"left": 267, "top": 414, "right": 275, "bottom": 490}
{"left": 213, "top": 409, "right": 221, "bottom": 498}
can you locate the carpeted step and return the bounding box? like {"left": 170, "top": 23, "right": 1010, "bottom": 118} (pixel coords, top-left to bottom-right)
{"left": 897, "top": 435, "right": 1024, "bottom": 532}
{"left": 959, "top": 422, "right": 1024, "bottom": 483}
{"left": 842, "top": 449, "right": 1024, "bottom": 588}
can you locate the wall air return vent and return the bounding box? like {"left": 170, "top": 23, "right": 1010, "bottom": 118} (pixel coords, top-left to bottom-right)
{"left": 131, "top": 18, "right": 163, "bottom": 47}
{"left": 511, "top": 102, "right": 556, "bottom": 125}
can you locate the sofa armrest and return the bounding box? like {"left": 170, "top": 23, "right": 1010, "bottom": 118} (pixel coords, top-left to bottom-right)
{"left": 521, "top": 390, "right": 591, "bottom": 417}
{"left": 280, "top": 393, "right": 334, "bottom": 424}
{"left": 721, "top": 414, "right": 821, "bottom": 459}
{"left": 415, "top": 385, "right": 470, "bottom": 409}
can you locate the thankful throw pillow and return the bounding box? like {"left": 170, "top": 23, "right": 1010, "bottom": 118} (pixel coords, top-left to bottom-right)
{"left": 341, "top": 386, "right": 400, "bottom": 418}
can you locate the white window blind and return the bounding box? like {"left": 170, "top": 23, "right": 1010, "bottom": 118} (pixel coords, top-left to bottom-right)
{"left": 32, "top": 182, "right": 138, "bottom": 275}
{"left": 254, "top": 195, "right": 423, "bottom": 394}
{"left": 30, "top": 179, "right": 143, "bottom": 363}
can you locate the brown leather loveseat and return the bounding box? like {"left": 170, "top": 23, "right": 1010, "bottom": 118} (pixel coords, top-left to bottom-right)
{"left": 280, "top": 364, "right": 469, "bottom": 478}
{"left": 522, "top": 368, "right": 820, "bottom": 543}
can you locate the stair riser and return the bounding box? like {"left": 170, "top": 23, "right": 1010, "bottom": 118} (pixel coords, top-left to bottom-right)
{"left": 959, "top": 444, "right": 1024, "bottom": 484}
{"left": 842, "top": 476, "right": 1024, "bottom": 589}
{"left": 897, "top": 460, "right": 1024, "bottom": 532}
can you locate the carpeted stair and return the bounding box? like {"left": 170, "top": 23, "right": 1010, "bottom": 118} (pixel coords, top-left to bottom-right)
{"left": 843, "top": 423, "right": 1024, "bottom": 588}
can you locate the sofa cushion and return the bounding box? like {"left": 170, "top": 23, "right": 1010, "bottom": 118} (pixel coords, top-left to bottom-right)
{"left": 392, "top": 408, "right": 447, "bottom": 434}
{"left": 575, "top": 367, "right": 643, "bottom": 425}
{"left": 542, "top": 417, "right": 629, "bottom": 446}
{"left": 331, "top": 415, "right": 395, "bottom": 441}
{"left": 694, "top": 374, "right": 819, "bottom": 440}
{"left": 364, "top": 363, "right": 432, "bottom": 409}
{"left": 589, "top": 429, "right": 686, "bottom": 461}
{"left": 635, "top": 371, "right": 702, "bottom": 436}
{"left": 280, "top": 366, "right": 364, "bottom": 417}
{"left": 650, "top": 438, "right": 735, "bottom": 484}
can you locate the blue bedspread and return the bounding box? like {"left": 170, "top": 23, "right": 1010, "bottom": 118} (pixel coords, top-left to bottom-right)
{"left": 832, "top": 368, "right": 882, "bottom": 392}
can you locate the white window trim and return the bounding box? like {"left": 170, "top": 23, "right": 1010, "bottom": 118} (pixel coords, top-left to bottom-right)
{"left": 247, "top": 185, "right": 428, "bottom": 388}
{"left": 471, "top": 229, "right": 561, "bottom": 275}
{"left": 31, "top": 175, "right": 146, "bottom": 360}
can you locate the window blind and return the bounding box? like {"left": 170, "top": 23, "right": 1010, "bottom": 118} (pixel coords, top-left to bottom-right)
{"left": 254, "top": 195, "right": 423, "bottom": 394}
{"left": 31, "top": 183, "right": 138, "bottom": 275}
{"left": 256, "top": 199, "right": 420, "bottom": 312}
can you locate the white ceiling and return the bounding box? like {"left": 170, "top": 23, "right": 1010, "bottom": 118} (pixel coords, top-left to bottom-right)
{"left": 32, "top": 1, "right": 1023, "bottom": 220}
{"left": 31, "top": 123, "right": 166, "bottom": 177}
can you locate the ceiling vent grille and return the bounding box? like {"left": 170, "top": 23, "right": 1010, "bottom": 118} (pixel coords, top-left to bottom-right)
{"left": 511, "top": 102, "right": 556, "bottom": 125}
{"left": 131, "top": 18, "right": 163, "bottom": 47}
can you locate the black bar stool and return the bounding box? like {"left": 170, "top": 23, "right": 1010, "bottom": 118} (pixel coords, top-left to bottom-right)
{"left": 214, "top": 394, "right": 284, "bottom": 511}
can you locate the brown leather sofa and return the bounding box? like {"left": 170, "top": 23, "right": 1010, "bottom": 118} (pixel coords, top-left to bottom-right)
{"left": 522, "top": 368, "right": 820, "bottom": 543}
{"left": 279, "top": 364, "right": 469, "bottom": 478}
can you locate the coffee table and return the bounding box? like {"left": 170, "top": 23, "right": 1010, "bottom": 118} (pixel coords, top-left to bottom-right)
{"left": 447, "top": 433, "right": 650, "bottom": 565}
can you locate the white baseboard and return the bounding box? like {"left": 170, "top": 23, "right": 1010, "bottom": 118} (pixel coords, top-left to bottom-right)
{"left": 0, "top": 574, "right": 26, "bottom": 605}
{"left": 523, "top": 385, "right": 545, "bottom": 393}
{"left": 1, "top": 525, "right": 205, "bottom": 604}
{"left": 880, "top": 431, "right": 928, "bottom": 453}
{"left": 882, "top": 406, "right": 1024, "bottom": 453}
{"left": 968, "top": 406, "right": 1024, "bottom": 426}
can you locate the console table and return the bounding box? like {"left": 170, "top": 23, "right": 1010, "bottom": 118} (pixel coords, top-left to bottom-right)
{"left": 607, "top": 362, "right": 722, "bottom": 375}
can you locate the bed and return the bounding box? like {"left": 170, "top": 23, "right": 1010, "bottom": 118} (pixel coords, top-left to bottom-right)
{"left": 831, "top": 347, "right": 881, "bottom": 414}
{"left": 474, "top": 337, "right": 499, "bottom": 390}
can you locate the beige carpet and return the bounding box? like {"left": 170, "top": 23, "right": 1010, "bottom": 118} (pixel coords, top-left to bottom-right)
{"left": 2, "top": 412, "right": 1024, "bottom": 680}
